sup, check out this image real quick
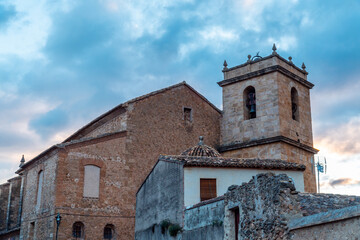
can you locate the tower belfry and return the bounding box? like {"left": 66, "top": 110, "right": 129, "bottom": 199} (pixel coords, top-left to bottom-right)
{"left": 218, "top": 45, "right": 318, "bottom": 192}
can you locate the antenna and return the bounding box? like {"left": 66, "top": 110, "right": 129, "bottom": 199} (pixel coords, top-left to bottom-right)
{"left": 315, "top": 155, "right": 327, "bottom": 193}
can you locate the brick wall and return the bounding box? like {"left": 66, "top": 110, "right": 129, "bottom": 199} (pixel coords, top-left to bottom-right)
{"left": 127, "top": 84, "right": 221, "bottom": 191}
{"left": 18, "top": 83, "right": 221, "bottom": 240}
{"left": 0, "top": 182, "right": 10, "bottom": 231}
{"left": 20, "top": 151, "right": 58, "bottom": 240}
{"left": 84, "top": 111, "right": 128, "bottom": 139}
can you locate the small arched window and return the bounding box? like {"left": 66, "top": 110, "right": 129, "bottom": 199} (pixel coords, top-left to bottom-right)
{"left": 291, "top": 87, "right": 299, "bottom": 121}
{"left": 104, "top": 224, "right": 115, "bottom": 239}
{"left": 83, "top": 165, "right": 100, "bottom": 198}
{"left": 243, "top": 86, "right": 256, "bottom": 120}
{"left": 72, "top": 222, "right": 84, "bottom": 239}
{"left": 36, "top": 170, "right": 44, "bottom": 210}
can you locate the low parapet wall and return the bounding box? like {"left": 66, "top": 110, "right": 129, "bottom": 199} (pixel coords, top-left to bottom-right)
{"left": 289, "top": 205, "right": 360, "bottom": 239}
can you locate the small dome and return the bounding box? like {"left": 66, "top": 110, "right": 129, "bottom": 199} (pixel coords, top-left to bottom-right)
{"left": 181, "top": 136, "right": 221, "bottom": 157}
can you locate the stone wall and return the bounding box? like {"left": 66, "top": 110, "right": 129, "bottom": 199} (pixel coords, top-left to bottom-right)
{"left": 290, "top": 212, "right": 360, "bottom": 239}
{"left": 224, "top": 173, "right": 301, "bottom": 239}
{"left": 135, "top": 159, "right": 184, "bottom": 240}
{"left": 222, "top": 142, "right": 282, "bottom": 159}
{"left": 55, "top": 134, "right": 135, "bottom": 240}
{"left": 127, "top": 84, "right": 221, "bottom": 191}
{"left": 183, "top": 198, "right": 225, "bottom": 240}
{"left": 277, "top": 72, "right": 313, "bottom": 146}
{"left": 8, "top": 176, "right": 22, "bottom": 230}
{"left": 0, "top": 182, "right": 10, "bottom": 231}
{"left": 0, "top": 230, "right": 20, "bottom": 240}
{"left": 20, "top": 151, "right": 58, "bottom": 240}
{"left": 223, "top": 173, "right": 360, "bottom": 239}
{"left": 221, "top": 142, "right": 315, "bottom": 193}
{"left": 0, "top": 176, "right": 22, "bottom": 235}
{"left": 84, "top": 111, "right": 128, "bottom": 139}
{"left": 280, "top": 143, "right": 316, "bottom": 192}
{"left": 219, "top": 55, "right": 317, "bottom": 193}
{"left": 221, "top": 71, "right": 280, "bottom": 145}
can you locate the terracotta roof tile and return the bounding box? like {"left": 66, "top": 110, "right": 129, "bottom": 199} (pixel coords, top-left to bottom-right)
{"left": 160, "top": 155, "right": 306, "bottom": 171}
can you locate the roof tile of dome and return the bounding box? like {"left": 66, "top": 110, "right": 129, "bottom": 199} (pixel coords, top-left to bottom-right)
{"left": 181, "top": 136, "right": 221, "bottom": 157}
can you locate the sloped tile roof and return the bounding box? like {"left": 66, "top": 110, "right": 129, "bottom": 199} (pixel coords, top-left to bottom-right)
{"left": 160, "top": 155, "right": 306, "bottom": 171}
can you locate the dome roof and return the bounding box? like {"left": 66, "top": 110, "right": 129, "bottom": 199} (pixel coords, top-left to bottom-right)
{"left": 181, "top": 136, "right": 221, "bottom": 157}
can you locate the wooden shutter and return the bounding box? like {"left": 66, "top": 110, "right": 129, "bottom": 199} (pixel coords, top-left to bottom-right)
{"left": 200, "top": 178, "right": 217, "bottom": 201}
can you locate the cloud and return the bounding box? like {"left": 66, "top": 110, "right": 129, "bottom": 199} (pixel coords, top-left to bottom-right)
{"left": 0, "top": 0, "right": 51, "bottom": 59}
{"left": 0, "top": 3, "right": 16, "bottom": 27}
{"left": 329, "top": 178, "right": 360, "bottom": 188}
{"left": 314, "top": 113, "right": 360, "bottom": 156}
{"left": 29, "top": 108, "right": 69, "bottom": 139}
{"left": 0, "top": 0, "right": 360, "bottom": 193}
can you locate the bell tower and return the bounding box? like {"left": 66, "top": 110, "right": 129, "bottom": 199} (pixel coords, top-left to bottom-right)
{"left": 218, "top": 45, "right": 318, "bottom": 192}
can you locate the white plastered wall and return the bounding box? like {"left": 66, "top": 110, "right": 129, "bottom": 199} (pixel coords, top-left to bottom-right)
{"left": 184, "top": 167, "right": 304, "bottom": 207}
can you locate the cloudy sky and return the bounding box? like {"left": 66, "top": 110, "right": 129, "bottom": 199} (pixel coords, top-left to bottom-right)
{"left": 1, "top": 0, "right": 360, "bottom": 195}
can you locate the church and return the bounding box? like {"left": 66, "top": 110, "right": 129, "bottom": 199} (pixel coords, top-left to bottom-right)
{"left": 0, "top": 45, "right": 324, "bottom": 239}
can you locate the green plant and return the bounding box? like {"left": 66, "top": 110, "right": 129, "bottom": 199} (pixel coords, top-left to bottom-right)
{"left": 168, "top": 224, "right": 182, "bottom": 237}
{"left": 212, "top": 220, "right": 223, "bottom": 227}
{"left": 160, "top": 219, "right": 171, "bottom": 234}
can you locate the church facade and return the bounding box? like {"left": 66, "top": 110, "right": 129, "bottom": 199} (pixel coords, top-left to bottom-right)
{"left": 0, "top": 46, "right": 319, "bottom": 240}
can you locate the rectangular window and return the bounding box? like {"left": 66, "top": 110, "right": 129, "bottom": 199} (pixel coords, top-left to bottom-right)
{"left": 29, "top": 222, "right": 35, "bottom": 240}
{"left": 183, "top": 107, "right": 192, "bottom": 122}
{"left": 83, "top": 165, "right": 100, "bottom": 198}
{"left": 200, "top": 178, "right": 216, "bottom": 201}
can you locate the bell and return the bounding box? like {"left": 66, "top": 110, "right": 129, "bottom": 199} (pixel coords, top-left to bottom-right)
{"left": 249, "top": 104, "right": 256, "bottom": 114}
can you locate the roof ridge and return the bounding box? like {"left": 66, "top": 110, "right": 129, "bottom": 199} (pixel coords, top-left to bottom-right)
{"left": 63, "top": 81, "right": 221, "bottom": 143}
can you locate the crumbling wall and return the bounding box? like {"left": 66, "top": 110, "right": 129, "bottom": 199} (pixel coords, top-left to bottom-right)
{"left": 224, "top": 173, "right": 303, "bottom": 239}
{"left": 223, "top": 173, "right": 360, "bottom": 239}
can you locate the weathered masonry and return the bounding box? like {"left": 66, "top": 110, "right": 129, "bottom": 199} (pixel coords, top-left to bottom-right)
{"left": 12, "top": 82, "right": 221, "bottom": 240}
{"left": 219, "top": 46, "right": 318, "bottom": 192}
{"left": 1, "top": 45, "right": 321, "bottom": 239}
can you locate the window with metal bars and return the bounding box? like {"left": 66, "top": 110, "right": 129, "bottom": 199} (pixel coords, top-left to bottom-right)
{"left": 72, "top": 222, "right": 84, "bottom": 239}
{"left": 104, "top": 224, "right": 114, "bottom": 239}
{"left": 200, "top": 178, "right": 217, "bottom": 201}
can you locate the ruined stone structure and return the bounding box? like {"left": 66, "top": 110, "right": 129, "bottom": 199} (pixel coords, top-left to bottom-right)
{"left": 182, "top": 173, "right": 360, "bottom": 240}
{"left": 1, "top": 46, "right": 321, "bottom": 239}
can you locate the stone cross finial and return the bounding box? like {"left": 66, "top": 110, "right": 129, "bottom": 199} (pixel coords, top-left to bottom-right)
{"left": 288, "top": 56, "right": 293, "bottom": 63}
{"left": 247, "top": 54, "right": 251, "bottom": 62}
{"left": 272, "top": 43, "right": 277, "bottom": 54}
{"left": 19, "top": 154, "right": 25, "bottom": 167}
{"left": 223, "top": 60, "right": 228, "bottom": 70}
{"left": 198, "top": 136, "right": 204, "bottom": 145}
{"left": 302, "top": 62, "right": 306, "bottom": 71}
